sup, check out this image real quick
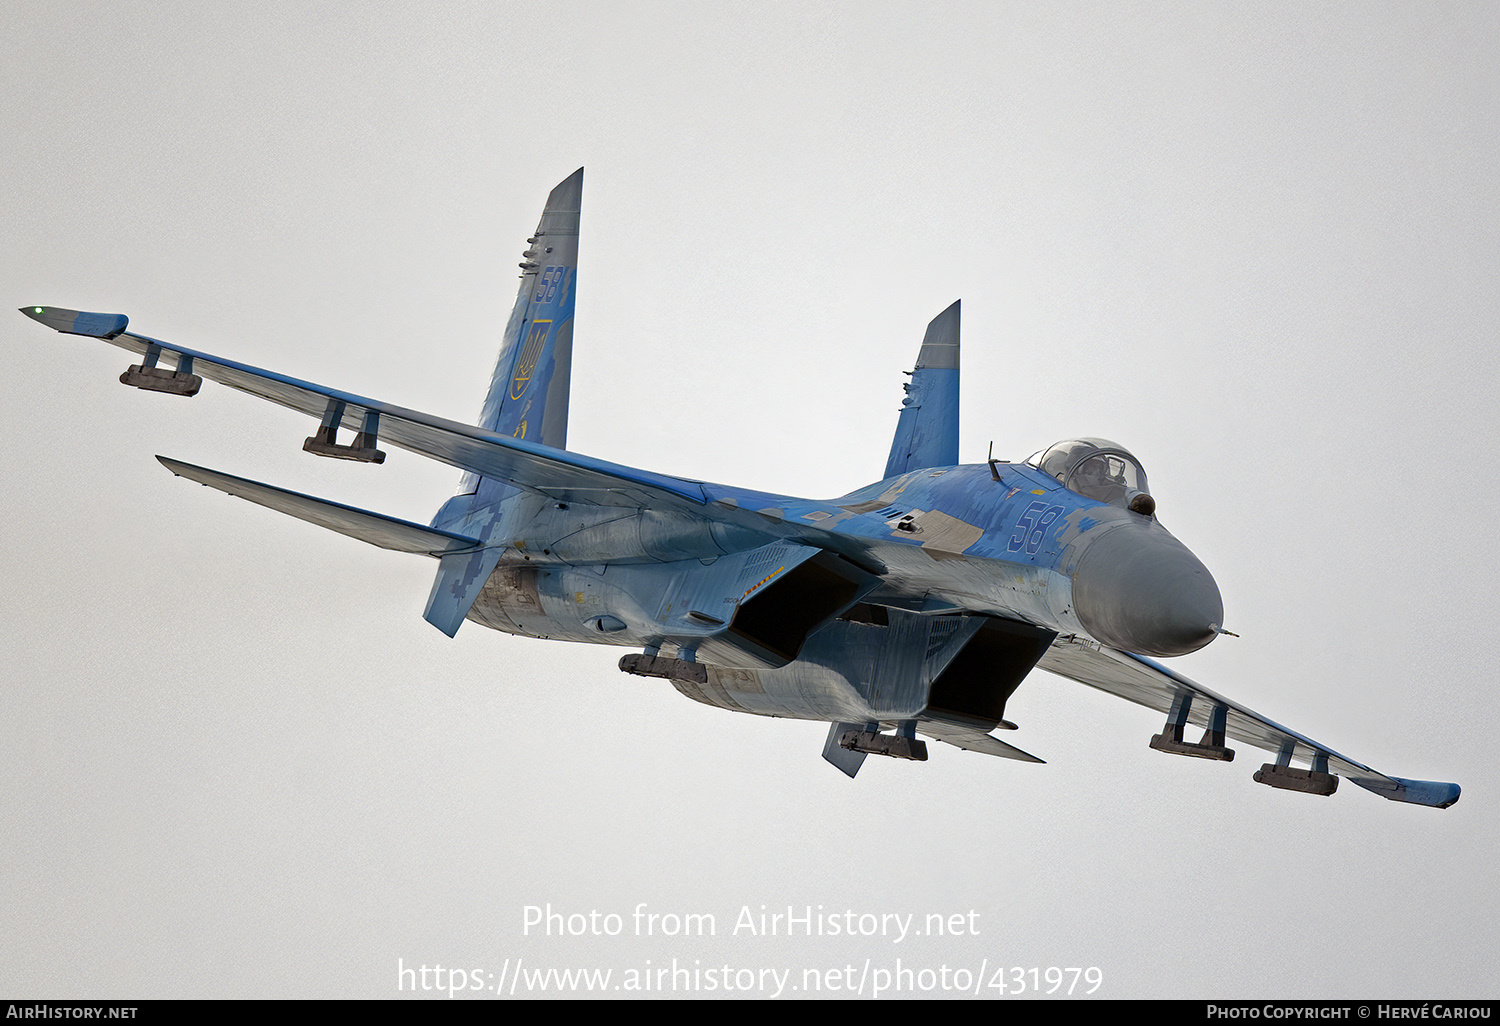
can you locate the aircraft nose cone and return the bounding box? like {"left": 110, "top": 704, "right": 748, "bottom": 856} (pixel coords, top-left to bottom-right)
{"left": 1071, "top": 524, "right": 1223, "bottom": 657}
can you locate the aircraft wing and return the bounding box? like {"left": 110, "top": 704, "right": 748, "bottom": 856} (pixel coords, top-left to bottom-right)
{"left": 23, "top": 306, "right": 713, "bottom": 512}
{"left": 1037, "top": 635, "right": 1460, "bottom": 808}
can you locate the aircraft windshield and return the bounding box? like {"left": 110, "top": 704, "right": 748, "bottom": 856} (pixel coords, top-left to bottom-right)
{"left": 1031, "top": 438, "right": 1149, "bottom": 508}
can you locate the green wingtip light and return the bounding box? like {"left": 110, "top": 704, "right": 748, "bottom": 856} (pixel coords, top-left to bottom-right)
{"left": 33, "top": 307, "right": 42, "bottom": 314}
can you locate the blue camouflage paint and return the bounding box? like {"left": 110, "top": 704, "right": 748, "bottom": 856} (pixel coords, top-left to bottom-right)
{"left": 885, "top": 300, "right": 959, "bottom": 477}
{"left": 21, "top": 306, "right": 128, "bottom": 338}
{"left": 433, "top": 170, "right": 583, "bottom": 619}
{"left": 18, "top": 170, "right": 1460, "bottom": 807}
{"left": 466, "top": 168, "right": 583, "bottom": 505}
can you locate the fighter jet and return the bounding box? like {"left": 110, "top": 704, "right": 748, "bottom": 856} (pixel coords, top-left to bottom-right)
{"left": 20, "top": 169, "right": 1459, "bottom": 807}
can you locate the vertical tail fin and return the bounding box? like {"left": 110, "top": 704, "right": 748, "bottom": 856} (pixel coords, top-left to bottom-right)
{"left": 472, "top": 168, "right": 583, "bottom": 456}
{"left": 884, "top": 300, "right": 960, "bottom": 478}
{"left": 426, "top": 170, "right": 582, "bottom": 636}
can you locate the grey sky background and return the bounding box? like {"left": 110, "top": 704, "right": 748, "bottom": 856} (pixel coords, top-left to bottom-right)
{"left": 2, "top": 1, "right": 1496, "bottom": 999}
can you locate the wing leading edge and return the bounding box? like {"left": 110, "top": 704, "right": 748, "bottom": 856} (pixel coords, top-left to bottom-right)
{"left": 22, "top": 306, "right": 710, "bottom": 512}
{"left": 1038, "top": 637, "right": 1460, "bottom": 808}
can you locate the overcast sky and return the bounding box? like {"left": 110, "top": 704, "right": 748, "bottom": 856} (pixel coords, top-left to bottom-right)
{"left": 2, "top": 0, "right": 1497, "bottom": 1000}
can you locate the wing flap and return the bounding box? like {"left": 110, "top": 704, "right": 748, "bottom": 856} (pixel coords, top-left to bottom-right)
{"left": 1038, "top": 636, "right": 1459, "bottom": 807}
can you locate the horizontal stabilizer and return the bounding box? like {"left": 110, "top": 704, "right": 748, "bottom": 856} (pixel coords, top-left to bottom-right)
{"left": 157, "top": 456, "right": 481, "bottom": 556}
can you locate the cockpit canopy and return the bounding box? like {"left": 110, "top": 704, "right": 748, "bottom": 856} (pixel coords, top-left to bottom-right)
{"left": 1030, "top": 438, "right": 1150, "bottom": 509}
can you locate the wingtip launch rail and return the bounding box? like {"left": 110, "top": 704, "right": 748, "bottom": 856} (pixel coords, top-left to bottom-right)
{"left": 19, "top": 170, "right": 1461, "bottom": 809}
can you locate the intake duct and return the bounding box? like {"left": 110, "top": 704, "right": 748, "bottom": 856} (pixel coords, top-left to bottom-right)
{"left": 925, "top": 616, "right": 1057, "bottom": 728}
{"left": 697, "top": 550, "right": 878, "bottom": 668}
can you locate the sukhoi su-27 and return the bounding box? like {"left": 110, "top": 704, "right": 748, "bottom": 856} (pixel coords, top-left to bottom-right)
{"left": 21, "top": 169, "right": 1459, "bottom": 808}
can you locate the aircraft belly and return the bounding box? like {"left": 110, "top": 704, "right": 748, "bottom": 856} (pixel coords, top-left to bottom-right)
{"left": 670, "top": 610, "right": 1051, "bottom": 727}
{"left": 673, "top": 667, "right": 839, "bottom": 721}
{"left": 465, "top": 562, "right": 661, "bottom": 645}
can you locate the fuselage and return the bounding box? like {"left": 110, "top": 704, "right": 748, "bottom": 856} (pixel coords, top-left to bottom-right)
{"left": 448, "top": 459, "right": 1223, "bottom": 665}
